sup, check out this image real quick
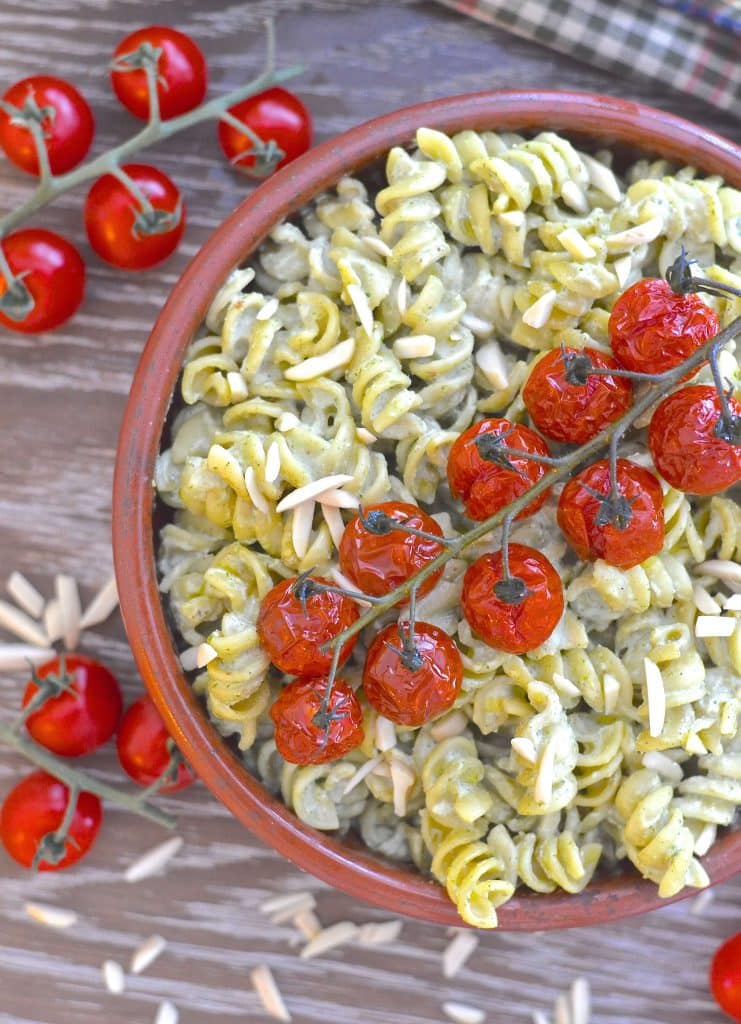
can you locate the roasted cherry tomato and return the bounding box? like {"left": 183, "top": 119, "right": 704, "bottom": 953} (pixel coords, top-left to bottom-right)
{"left": 110, "top": 25, "right": 207, "bottom": 120}
{"left": 22, "top": 654, "right": 122, "bottom": 758}
{"left": 339, "top": 501, "right": 444, "bottom": 600}
{"left": 84, "top": 163, "right": 184, "bottom": 270}
{"left": 362, "top": 621, "right": 463, "bottom": 727}
{"left": 218, "top": 87, "right": 312, "bottom": 178}
{"left": 117, "top": 694, "right": 195, "bottom": 792}
{"left": 270, "top": 676, "right": 364, "bottom": 765}
{"left": 711, "top": 932, "right": 741, "bottom": 1022}
{"left": 0, "top": 771, "right": 102, "bottom": 871}
{"left": 257, "top": 576, "right": 358, "bottom": 676}
{"left": 557, "top": 458, "right": 665, "bottom": 569}
{"left": 461, "top": 544, "right": 564, "bottom": 654}
{"left": 648, "top": 385, "right": 741, "bottom": 495}
{"left": 609, "top": 277, "right": 719, "bottom": 375}
{"left": 0, "top": 229, "right": 84, "bottom": 333}
{"left": 0, "top": 75, "right": 94, "bottom": 175}
{"left": 522, "top": 346, "right": 632, "bottom": 444}
{"left": 447, "top": 418, "right": 551, "bottom": 521}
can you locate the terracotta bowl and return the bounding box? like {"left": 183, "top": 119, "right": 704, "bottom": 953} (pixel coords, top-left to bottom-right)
{"left": 113, "top": 90, "right": 741, "bottom": 930}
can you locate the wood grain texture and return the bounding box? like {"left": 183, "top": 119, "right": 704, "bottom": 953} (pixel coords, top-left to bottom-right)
{"left": 0, "top": 2, "right": 738, "bottom": 1023}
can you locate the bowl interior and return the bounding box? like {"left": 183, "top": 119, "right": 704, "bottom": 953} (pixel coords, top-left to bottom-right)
{"left": 113, "top": 90, "right": 741, "bottom": 931}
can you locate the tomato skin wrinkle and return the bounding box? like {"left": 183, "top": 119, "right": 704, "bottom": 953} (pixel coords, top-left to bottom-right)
{"left": 23, "top": 654, "right": 123, "bottom": 758}
{"left": 522, "top": 347, "right": 632, "bottom": 444}
{"left": 218, "top": 88, "right": 312, "bottom": 176}
{"left": 711, "top": 932, "right": 741, "bottom": 1023}
{"left": 649, "top": 385, "right": 741, "bottom": 495}
{"left": 609, "top": 277, "right": 719, "bottom": 374}
{"left": 270, "top": 677, "right": 364, "bottom": 765}
{"left": 362, "top": 621, "right": 462, "bottom": 727}
{"left": 0, "top": 75, "right": 94, "bottom": 175}
{"left": 0, "top": 229, "right": 84, "bottom": 333}
{"left": 117, "top": 694, "right": 195, "bottom": 792}
{"left": 257, "top": 576, "right": 358, "bottom": 676}
{"left": 0, "top": 771, "right": 102, "bottom": 871}
{"left": 461, "top": 544, "right": 564, "bottom": 654}
{"left": 111, "top": 25, "right": 207, "bottom": 120}
{"left": 557, "top": 458, "right": 665, "bottom": 569}
{"left": 339, "top": 501, "right": 444, "bottom": 600}
{"left": 447, "top": 418, "right": 551, "bottom": 521}
{"left": 84, "top": 163, "right": 184, "bottom": 270}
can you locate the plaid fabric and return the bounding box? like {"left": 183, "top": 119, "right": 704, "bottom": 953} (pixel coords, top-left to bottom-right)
{"left": 434, "top": 0, "right": 741, "bottom": 118}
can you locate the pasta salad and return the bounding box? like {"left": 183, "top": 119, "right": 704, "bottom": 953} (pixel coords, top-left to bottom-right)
{"left": 155, "top": 126, "right": 741, "bottom": 928}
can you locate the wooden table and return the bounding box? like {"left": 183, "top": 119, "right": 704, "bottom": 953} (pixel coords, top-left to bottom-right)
{"left": 0, "top": 2, "right": 738, "bottom": 1022}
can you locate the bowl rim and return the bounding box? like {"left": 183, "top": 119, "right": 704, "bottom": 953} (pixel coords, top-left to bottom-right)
{"left": 113, "top": 88, "right": 741, "bottom": 931}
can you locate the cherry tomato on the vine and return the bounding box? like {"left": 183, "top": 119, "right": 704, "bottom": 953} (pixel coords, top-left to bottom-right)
{"left": 270, "top": 677, "right": 364, "bottom": 765}
{"left": 362, "top": 621, "right": 462, "bottom": 727}
{"left": 557, "top": 458, "right": 665, "bottom": 569}
{"left": 0, "top": 75, "right": 94, "bottom": 176}
{"left": 0, "top": 229, "right": 85, "bottom": 334}
{"left": 110, "top": 25, "right": 207, "bottom": 121}
{"left": 22, "top": 654, "right": 122, "bottom": 758}
{"left": 648, "top": 385, "right": 741, "bottom": 495}
{"left": 117, "top": 694, "right": 195, "bottom": 792}
{"left": 447, "top": 418, "right": 551, "bottom": 521}
{"left": 218, "top": 87, "right": 312, "bottom": 178}
{"left": 609, "top": 277, "right": 719, "bottom": 375}
{"left": 339, "top": 501, "right": 444, "bottom": 601}
{"left": 711, "top": 932, "right": 741, "bottom": 1022}
{"left": 0, "top": 771, "right": 102, "bottom": 871}
{"left": 522, "top": 346, "right": 632, "bottom": 444}
{"left": 257, "top": 576, "right": 358, "bottom": 676}
{"left": 84, "top": 163, "right": 184, "bottom": 270}
{"left": 461, "top": 544, "right": 564, "bottom": 654}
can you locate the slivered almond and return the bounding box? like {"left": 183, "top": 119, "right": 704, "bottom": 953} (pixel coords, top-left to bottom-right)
{"left": 321, "top": 504, "right": 346, "bottom": 548}
{"left": 79, "top": 576, "right": 119, "bottom": 630}
{"left": 534, "top": 736, "right": 555, "bottom": 805}
{"left": 347, "top": 284, "right": 375, "bottom": 337}
{"left": 276, "top": 475, "right": 354, "bottom": 513}
{"left": 265, "top": 442, "right": 281, "bottom": 484}
{"left": 300, "top": 921, "right": 358, "bottom": 959}
{"left": 179, "top": 646, "right": 200, "bottom": 671}
{"left": 0, "top": 644, "right": 55, "bottom": 670}
{"left": 256, "top": 297, "right": 279, "bottom": 321}
{"left": 690, "top": 888, "right": 715, "bottom": 916}
{"left": 357, "top": 920, "right": 403, "bottom": 946}
{"left": 443, "top": 1003, "right": 485, "bottom": 1024}
{"left": 318, "top": 488, "right": 359, "bottom": 509}
{"left": 570, "top": 978, "right": 591, "bottom": 1024}
{"left": 25, "top": 902, "right": 78, "bottom": 929}
{"left": 605, "top": 216, "right": 664, "bottom": 251}
{"left": 393, "top": 334, "right": 436, "bottom": 359}
{"left": 612, "top": 255, "right": 632, "bottom": 288}
{"left": 693, "top": 583, "right": 722, "bottom": 616}
{"left": 522, "top": 289, "right": 557, "bottom": 329}
{"left": 355, "top": 427, "right": 376, "bottom": 445}
{"left": 0, "top": 600, "right": 49, "bottom": 647}
{"left": 561, "top": 180, "right": 589, "bottom": 213}
{"left": 396, "top": 277, "right": 408, "bottom": 314}
{"left": 475, "top": 342, "right": 508, "bottom": 390}
{"left": 226, "top": 371, "right": 249, "bottom": 402}
{"left": 6, "top": 571, "right": 44, "bottom": 618}
{"left": 603, "top": 673, "right": 621, "bottom": 714}
{"left": 268, "top": 893, "right": 317, "bottom": 924}
{"left": 342, "top": 755, "right": 382, "bottom": 795}
{"left": 724, "top": 594, "right": 741, "bottom": 611}
{"left": 55, "top": 574, "right": 81, "bottom": 650}
{"left": 284, "top": 338, "right": 355, "bottom": 381}
{"left": 102, "top": 960, "right": 125, "bottom": 995}
{"left": 375, "top": 716, "right": 396, "bottom": 752}
{"left": 291, "top": 501, "right": 315, "bottom": 559}
{"left": 363, "top": 235, "right": 393, "bottom": 259}
{"left": 260, "top": 891, "right": 316, "bottom": 917}
{"left": 389, "top": 754, "right": 415, "bottom": 816}
{"left": 695, "top": 560, "right": 741, "bottom": 586}
{"left": 511, "top": 737, "right": 537, "bottom": 764}
{"left": 196, "top": 642, "right": 218, "bottom": 668}
{"left": 695, "top": 614, "right": 736, "bottom": 638}
{"left": 442, "top": 930, "right": 478, "bottom": 978}
{"left": 551, "top": 672, "right": 580, "bottom": 698}
{"left": 642, "top": 751, "right": 683, "bottom": 784}
{"left": 461, "top": 312, "right": 493, "bottom": 335}
{"left": 124, "top": 837, "right": 183, "bottom": 883}
{"left": 130, "top": 934, "right": 167, "bottom": 975}
{"left": 154, "top": 1001, "right": 178, "bottom": 1024}
{"left": 251, "top": 965, "right": 291, "bottom": 1022}
{"left": 685, "top": 732, "right": 708, "bottom": 756}
{"left": 644, "top": 657, "right": 666, "bottom": 737}
{"left": 292, "top": 908, "right": 322, "bottom": 940}
{"left": 582, "top": 153, "right": 622, "bottom": 203}
{"left": 497, "top": 210, "right": 524, "bottom": 228}
{"left": 244, "top": 466, "right": 271, "bottom": 514}
{"left": 557, "top": 227, "right": 596, "bottom": 260}
{"left": 276, "top": 412, "right": 300, "bottom": 432}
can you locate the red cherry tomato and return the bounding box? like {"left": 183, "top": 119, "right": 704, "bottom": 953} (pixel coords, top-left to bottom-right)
{"left": 609, "top": 278, "right": 719, "bottom": 375}
{"left": 218, "top": 87, "right": 312, "bottom": 177}
{"left": 22, "top": 654, "right": 122, "bottom": 758}
{"left": 461, "top": 544, "right": 564, "bottom": 654}
{"left": 648, "top": 385, "right": 741, "bottom": 495}
{"left": 110, "top": 25, "right": 207, "bottom": 120}
{"left": 557, "top": 458, "right": 665, "bottom": 569}
{"left": 339, "top": 501, "right": 444, "bottom": 601}
{"left": 522, "top": 346, "right": 632, "bottom": 444}
{"left": 0, "top": 229, "right": 84, "bottom": 333}
{"left": 117, "top": 694, "right": 195, "bottom": 792}
{"left": 447, "top": 418, "right": 551, "bottom": 521}
{"left": 270, "top": 676, "right": 364, "bottom": 765}
{"left": 362, "top": 621, "right": 463, "bottom": 727}
{"left": 0, "top": 75, "right": 94, "bottom": 175}
{"left": 711, "top": 932, "right": 741, "bottom": 1022}
{"left": 257, "top": 576, "right": 358, "bottom": 676}
{"left": 84, "top": 163, "right": 184, "bottom": 270}
{"left": 0, "top": 771, "right": 102, "bottom": 871}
